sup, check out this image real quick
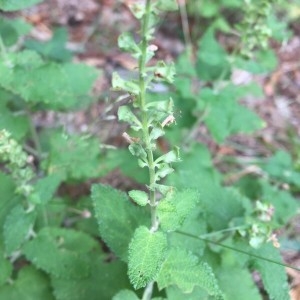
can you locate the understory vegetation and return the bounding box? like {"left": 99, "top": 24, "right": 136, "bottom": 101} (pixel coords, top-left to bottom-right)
{"left": 0, "top": 0, "right": 299, "bottom": 299}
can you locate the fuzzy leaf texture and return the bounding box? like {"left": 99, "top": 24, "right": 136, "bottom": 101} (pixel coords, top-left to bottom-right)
{"left": 251, "top": 244, "right": 290, "bottom": 300}
{"left": 4, "top": 205, "right": 36, "bottom": 254}
{"left": 128, "top": 190, "right": 148, "bottom": 206}
{"left": 157, "top": 248, "right": 223, "bottom": 298}
{"left": 0, "top": 50, "right": 98, "bottom": 110}
{"left": 51, "top": 252, "right": 131, "bottom": 300}
{"left": 0, "top": 0, "right": 43, "bottom": 11}
{"left": 44, "top": 131, "right": 102, "bottom": 180}
{"left": 157, "top": 189, "right": 199, "bottom": 231}
{"left": 128, "top": 226, "right": 168, "bottom": 289}
{"left": 0, "top": 266, "right": 54, "bottom": 300}
{"left": 91, "top": 184, "right": 150, "bottom": 261}
{"left": 23, "top": 228, "right": 97, "bottom": 279}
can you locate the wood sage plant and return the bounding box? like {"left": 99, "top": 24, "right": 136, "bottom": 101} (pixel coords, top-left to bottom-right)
{"left": 92, "top": 0, "right": 223, "bottom": 299}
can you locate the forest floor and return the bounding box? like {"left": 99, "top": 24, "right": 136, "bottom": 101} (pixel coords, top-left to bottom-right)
{"left": 8, "top": 0, "right": 300, "bottom": 298}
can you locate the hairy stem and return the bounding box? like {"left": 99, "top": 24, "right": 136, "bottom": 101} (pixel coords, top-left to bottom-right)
{"left": 140, "top": 1, "right": 157, "bottom": 299}
{"left": 138, "top": 0, "right": 158, "bottom": 231}
{"left": 0, "top": 34, "right": 9, "bottom": 64}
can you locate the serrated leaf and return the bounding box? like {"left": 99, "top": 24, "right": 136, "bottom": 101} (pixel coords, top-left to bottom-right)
{"left": 128, "top": 3, "right": 145, "bottom": 19}
{"left": 91, "top": 184, "right": 150, "bottom": 261}
{"left": 217, "top": 265, "right": 261, "bottom": 300}
{"left": 118, "top": 32, "right": 141, "bottom": 56}
{"left": 113, "top": 290, "right": 139, "bottom": 300}
{"left": 0, "top": 0, "right": 43, "bottom": 11}
{"left": 118, "top": 106, "right": 142, "bottom": 129}
{"left": 167, "top": 143, "right": 221, "bottom": 189}
{"left": 128, "top": 143, "right": 147, "bottom": 160}
{"left": 154, "top": 61, "right": 176, "bottom": 83}
{"left": 0, "top": 51, "right": 98, "bottom": 110}
{"left": 29, "top": 173, "right": 63, "bottom": 205}
{"left": 262, "top": 151, "right": 300, "bottom": 187}
{"left": 128, "top": 226, "right": 168, "bottom": 289}
{"left": 155, "top": 163, "right": 174, "bottom": 181}
{"left": 199, "top": 87, "right": 264, "bottom": 143}
{"left": 44, "top": 131, "right": 101, "bottom": 180}
{"left": 157, "top": 248, "right": 223, "bottom": 297}
{"left": 52, "top": 253, "right": 131, "bottom": 300}
{"left": 149, "top": 127, "right": 165, "bottom": 140}
{"left": 248, "top": 244, "right": 290, "bottom": 300}
{"left": 128, "top": 190, "right": 148, "bottom": 206}
{"left": 112, "top": 72, "right": 139, "bottom": 95}
{"left": 4, "top": 205, "right": 36, "bottom": 254}
{"left": 260, "top": 180, "right": 298, "bottom": 225}
{"left": 23, "top": 228, "right": 97, "bottom": 279}
{"left": 155, "top": 146, "right": 180, "bottom": 164}
{"left": 196, "top": 28, "right": 230, "bottom": 81}
{"left": 198, "top": 183, "right": 251, "bottom": 231}
{"left": 157, "top": 189, "right": 199, "bottom": 231}
{"left": 0, "top": 266, "right": 54, "bottom": 300}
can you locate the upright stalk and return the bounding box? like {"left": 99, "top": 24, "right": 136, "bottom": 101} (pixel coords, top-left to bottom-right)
{"left": 138, "top": 0, "right": 158, "bottom": 231}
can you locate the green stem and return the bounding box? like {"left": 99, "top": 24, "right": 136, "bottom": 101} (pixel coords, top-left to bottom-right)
{"left": 139, "top": 2, "right": 157, "bottom": 300}
{"left": 176, "top": 230, "right": 300, "bottom": 272}
{"left": 138, "top": 0, "right": 158, "bottom": 231}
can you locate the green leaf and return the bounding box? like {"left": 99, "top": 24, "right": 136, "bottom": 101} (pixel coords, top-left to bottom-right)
{"left": 52, "top": 253, "right": 131, "bottom": 300}
{"left": 0, "top": 93, "right": 30, "bottom": 140}
{"left": 262, "top": 151, "right": 300, "bottom": 187}
{"left": 217, "top": 250, "right": 261, "bottom": 300}
{"left": 154, "top": 61, "right": 176, "bottom": 83}
{"left": 44, "top": 131, "right": 101, "bottom": 180}
{"left": 128, "top": 190, "right": 148, "bottom": 206}
{"left": 118, "top": 32, "right": 141, "bottom": 56}
{"left": 199, "top": 86, "right": 264, "bottom": 143}
{"left": 166, "top": 285, "right": 209, "bottom": 300}
{"left": 128, "top": 226, "right": 168, "bottom": 289}
{"left": 113, "top": 290, "right": 139, "bottom": 300}
{"left": 112, "top": 72, "right": 140, "bottom": 95}
{"left": 4, "top": 205, "right": 36, "bottom": 254}
{"left": 0, "top": 19, "right": 18, "bottom": 46}
{"left": 157, "top": 248, "right": 223, "bottom": 297}
{"left": 91, "top": 184, "right": 150, "bottom": 261}
{"left": 23, "top": 228, "right": 97, "bottom": 279}
{"left": 0, "top": 172, "right": 18, "bottom": 240}
{"left": 29, "top": 173, "right": 63, "bottom": 205}
{"left": 167, "top": 143, "right": 221, "bottom": 189}
{"left": 0, "top": 0, "right": 44, "bottom": 11}
{"left": 0, "top": 51, "right": 98, "bottom": 110}
{"left": 128, "top": 143, "right": 147, "bottom": 160}
{"left": 196, "top": 28, "right": 230, "bottom": 81}
{"left": 250, "top": 244, "right": 290, "bottom": 300}
{"left": 260, "top": 180, "right": 298, "bottom": 224}
{"left": 157, "top": 189, "right": 199, "bottom": 231}
{"left": 155, "top": 163, "right": 174, "bottom": 181}
{"left": 0, "top": 266, "right": 54, "bottom": 300}
{"left": 155, "top": 147, "right": 180, "bottom": 164}
{"left": 0, "top": 247, "right": 12, "bottom": 285}
{"left": 25, "top": 28, "right": 73, "bottom": 62}
{"left": 118, "top": 106, "right": 142, "bottom": 130}
{"left": 156, "top": 0, "right": 178, "bottom": 11}
{"left": 199, "top": 183, "right": 251, "bottom": 231}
